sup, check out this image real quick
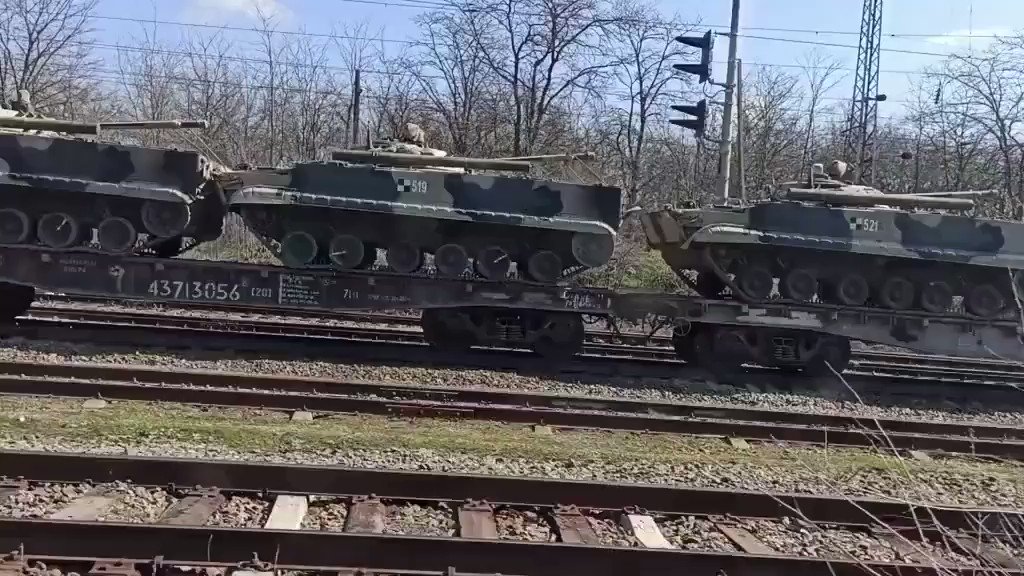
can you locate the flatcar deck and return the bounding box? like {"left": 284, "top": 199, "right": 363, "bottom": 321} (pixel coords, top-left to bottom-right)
{"left": 0, "top": 244, "right": 1020, "bottom": 366}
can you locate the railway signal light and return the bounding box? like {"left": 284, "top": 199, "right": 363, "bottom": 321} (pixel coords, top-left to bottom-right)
{"left": 673, "top": 30, "right": 714, "bottom": 84}
{"left": 670, "top": 100, "right": 707, "bottom": 138}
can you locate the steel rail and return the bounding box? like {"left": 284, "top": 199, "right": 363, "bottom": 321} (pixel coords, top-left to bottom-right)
{"left": 1, "top": 450, "right": 1019, "bottom": 576}
{"left": 11, "top": 312, "right": 1024, "bottom": 408}
{"left": 5, "top": 518, "right": 1004, "bottom": 576}
{"left": 35, "top": 294, "right": 1024, "bottom": 370}
{"left": 28, "top": 300, "right": 1024, "bottom": 381}
{"left": 1, "top": 450, "right": 1014, "bottom": 532}
{"left": 0, "top": 555, "right": 497, "bottom": 576}
{"left": 2, "top": 360, "right": 1023, "bottom": 459}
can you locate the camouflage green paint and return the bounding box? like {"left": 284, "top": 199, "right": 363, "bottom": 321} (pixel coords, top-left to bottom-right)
{"left": 0, "top": 132, "right": 212, "bottom": 202}
{"left": 225, "top": 159, "right": 622, "bottom": 279}
{"left": 227, "top": 161, "right": 622, "bottom": 235}
{"left": 642, "top": 201, "right": 1024, "bottom": 268}
{"left": 641, "top": 171, "right": 1024, "bottom": 316}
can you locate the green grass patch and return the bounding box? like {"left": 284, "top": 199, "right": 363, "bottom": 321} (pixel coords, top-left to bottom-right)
{"left": 0, "top": 397, "right": 1017, "bottom": 485}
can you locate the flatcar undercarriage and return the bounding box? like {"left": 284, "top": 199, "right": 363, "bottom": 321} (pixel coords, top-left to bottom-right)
{"left": 0, "top": 244, "right": 1021, "bottom": 369}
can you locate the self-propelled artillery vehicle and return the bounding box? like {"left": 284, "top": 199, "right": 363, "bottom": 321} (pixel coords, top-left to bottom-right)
{"left": 642, "top": 160, "right": 1021, "bottom": 318}
{"left": 224, "top": 129, "right": 623, "bottom": 283}
{"left": 0, "top": 91, "right": 225, "bottom": 257}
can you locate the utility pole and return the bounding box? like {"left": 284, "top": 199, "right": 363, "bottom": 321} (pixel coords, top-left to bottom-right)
{"left": 715, "top": 0, "right": 741, "bottom": 201}
{"left": 735, "top": 58, "right": 746, "bottom": 201}
{"left": 351, "top": 69, "right": 362, "bottom": 147}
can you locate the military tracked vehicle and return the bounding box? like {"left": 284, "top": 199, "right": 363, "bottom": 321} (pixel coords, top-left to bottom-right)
{"left": 0, "top": 90, "right": 225, "bottom": 257}
{"left": 226, "top": 128, "right": 622, "bottom": 283}
{"left": 642, "top": 160, "right": 1021, "bottom": 318}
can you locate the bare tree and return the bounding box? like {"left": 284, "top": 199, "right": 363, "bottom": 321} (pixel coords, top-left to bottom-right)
{"left": 740, "top": 66, "right": 804, "bottom": 192}
{"left": 178, "top": 32, "right": 246, "bottom": 164}
{"left": 0, "top": 0, "right": 100, "bottom": 111}
{"left": 411, "top": 10, "right": 495, "bottom": 154}
{"left": 366, "top": 49, "right": 419, "bottom": 139}
{"left": 334, "top": 20, "right": 379, "bottom": 145}
{"left": 252, "top": 5, "right": 287, "bottom": 165}
{"left": 797, "top": 49, "right": 844, "bottom": 168}
{"left": 283, "top": 34, "right": 347, "bottom": 160}
{"left": 466, "top": 0, "right": 617, "bottom": 155}
{"left": 114, "top": 23, "right": 184, "bottom": 147}
{"left": 939, "top": 38, "right": 1024, "bottom": 216}
{"left": 606, "top": 0, "right": 688, "bottom": 206}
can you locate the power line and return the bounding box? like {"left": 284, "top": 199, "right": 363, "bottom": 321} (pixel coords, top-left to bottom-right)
{"left": 11, "top": 34, "right": 924, "bottom": 108}
{"left": 92, "top": 14, "right": 417, "bottom": 45}
{"left": 734, "top": 33, "right": 962, "bottom": 58}
{"left": 328, "top": 0, "right": 1015, "bottom": 40}
{"left": 83, "top": 14, "right": 972, "bottom": 84}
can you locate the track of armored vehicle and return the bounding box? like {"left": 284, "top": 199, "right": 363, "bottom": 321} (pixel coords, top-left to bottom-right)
{"left": 642, "top": 162, "right": 1024, "bottom": 318}
{"left": 225, "top": 146, "right": 623, "bottom": 284}
{"left": 0, "top": 97, "right": 225, "bottom": 258}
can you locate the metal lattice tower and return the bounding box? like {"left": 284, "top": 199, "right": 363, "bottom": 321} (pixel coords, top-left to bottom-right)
{"left": 846, "top": 0, "right": 883, "bottom": 184}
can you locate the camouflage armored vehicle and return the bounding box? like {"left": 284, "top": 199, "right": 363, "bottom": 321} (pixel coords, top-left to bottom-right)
{"left": 642, "top": 160, "right": 1021, "bottom": 318}
{"left": 225, "top": 127, "right": 622, "bottom": 283}
{"left": 0, "top": 90, "right": 226, "bottom": 257}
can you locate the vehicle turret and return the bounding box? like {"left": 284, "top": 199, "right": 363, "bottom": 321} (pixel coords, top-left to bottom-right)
{"left": 330, "top": 149, "right": 532, "bottom": 172}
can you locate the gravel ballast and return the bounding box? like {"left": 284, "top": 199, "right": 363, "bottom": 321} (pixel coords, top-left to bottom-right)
{"left": 1, "top": 338, "right": 1022, "bottom": 428}
{"left": 207, "top": 495, "right": 270, "bottom": 527}
{"left": 0, "top": 397, "right": 1021, "bottom": 509}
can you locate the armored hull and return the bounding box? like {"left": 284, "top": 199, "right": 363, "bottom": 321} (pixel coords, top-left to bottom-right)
{"left": 0, "top": 114, "right": 224, "bottom": 257}
{"left": 642, "top": 173, "right": 1024, "bottom": 318}
{"left": 227, "top": 157, "right": 622, "bottom": 283}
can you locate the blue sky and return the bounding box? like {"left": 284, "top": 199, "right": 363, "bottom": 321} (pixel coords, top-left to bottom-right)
{"left": 89, "top": 0, "right": 1023, "bottom": 119}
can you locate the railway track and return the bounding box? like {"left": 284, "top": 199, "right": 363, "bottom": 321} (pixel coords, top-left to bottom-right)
{"left": 1, "top": 450, "right": 1020, "bottom": 576}
{"left": 18, "top": 299, "right": 1024, "bottom": 388}
{"left": 0, "top": 359, "right": 1022, "bottom": 460}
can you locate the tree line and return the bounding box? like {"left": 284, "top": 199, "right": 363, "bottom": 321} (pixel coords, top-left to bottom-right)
{"left": 3, "top": 0, "right": 1024, "bottom": 277}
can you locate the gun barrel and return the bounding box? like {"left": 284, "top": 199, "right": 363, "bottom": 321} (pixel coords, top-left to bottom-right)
{"left": 498, "top": 152, "right": 595, "bottom": 161}
{"left": 0, "top": 116, "right": 99, "bottom": 135}
{"left": 332, "top": 149, "right": 532, "bottom": 172}
{"left": 909, "top": 189, "right": 998, "bottom": 197}
{"left": 788, "top": 188, "right": 975, "bottom": 210}
{"left": 97, "top": 119, "right": 209, "bottom": 130}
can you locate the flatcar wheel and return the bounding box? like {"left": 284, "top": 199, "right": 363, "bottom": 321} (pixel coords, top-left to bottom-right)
{"left": 280, "top": 231, "right": 319, "bottom": 267}
{"left": 475, "top": 246, "right": 511, "bottom": 280}
{"left": 526, "top": 250, "right": 563, "bottom": 283}
{"left": 671, "top": 325, "right": 697, "bottom": 363}
{"left": 833, "top": 273, "right": 869, "bottom": 306}
{"left": 878, "top": 276, "right": 915, "bottom": 310}
{"left": 694, "top": 272, "right": 725, "bottom": 298}
{"left": 96, "top": 217, "right": 138, "bottom": 254}
{"left": 570, "top": 232, "right": 614, "bottom": 268}
{"left": 0, "top": 209, "right": 31, "bottom": 244}
{"left": 421, "top": 309, "right": 473, "bottom": 352}
{"left": 780, "top": 268, "right": 817, "bottom": 302}
{"left": 965, "top": 283, "right": 1006, "bottom": 318}
{"left": 36, "top": 212, "right": 82, "bottom": 249}
{"left": 386, "top": 242, "right": 423, "bottom": 274}
{"left": 803, "top": 336, "right": 852, "bottom": 377}
{"left": 918, "top": 280, "right": 954, "bottom": 313}
{"left": 328, "top": 234, "right": 365, "bottom": 269}
{"left": 0, "top": 282, "right": 34, "bottom": 322}
{"left": 434, "top": 243, "right": 469, "bottom": 277}
{"left": 531, "top": 312, "right": 584, "bottom": 360}
{"left": 141, "top": 201, "right": 190, "bottom": 238}
{"left": 737, "top": 265, "right": 773, "bottom": 300}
